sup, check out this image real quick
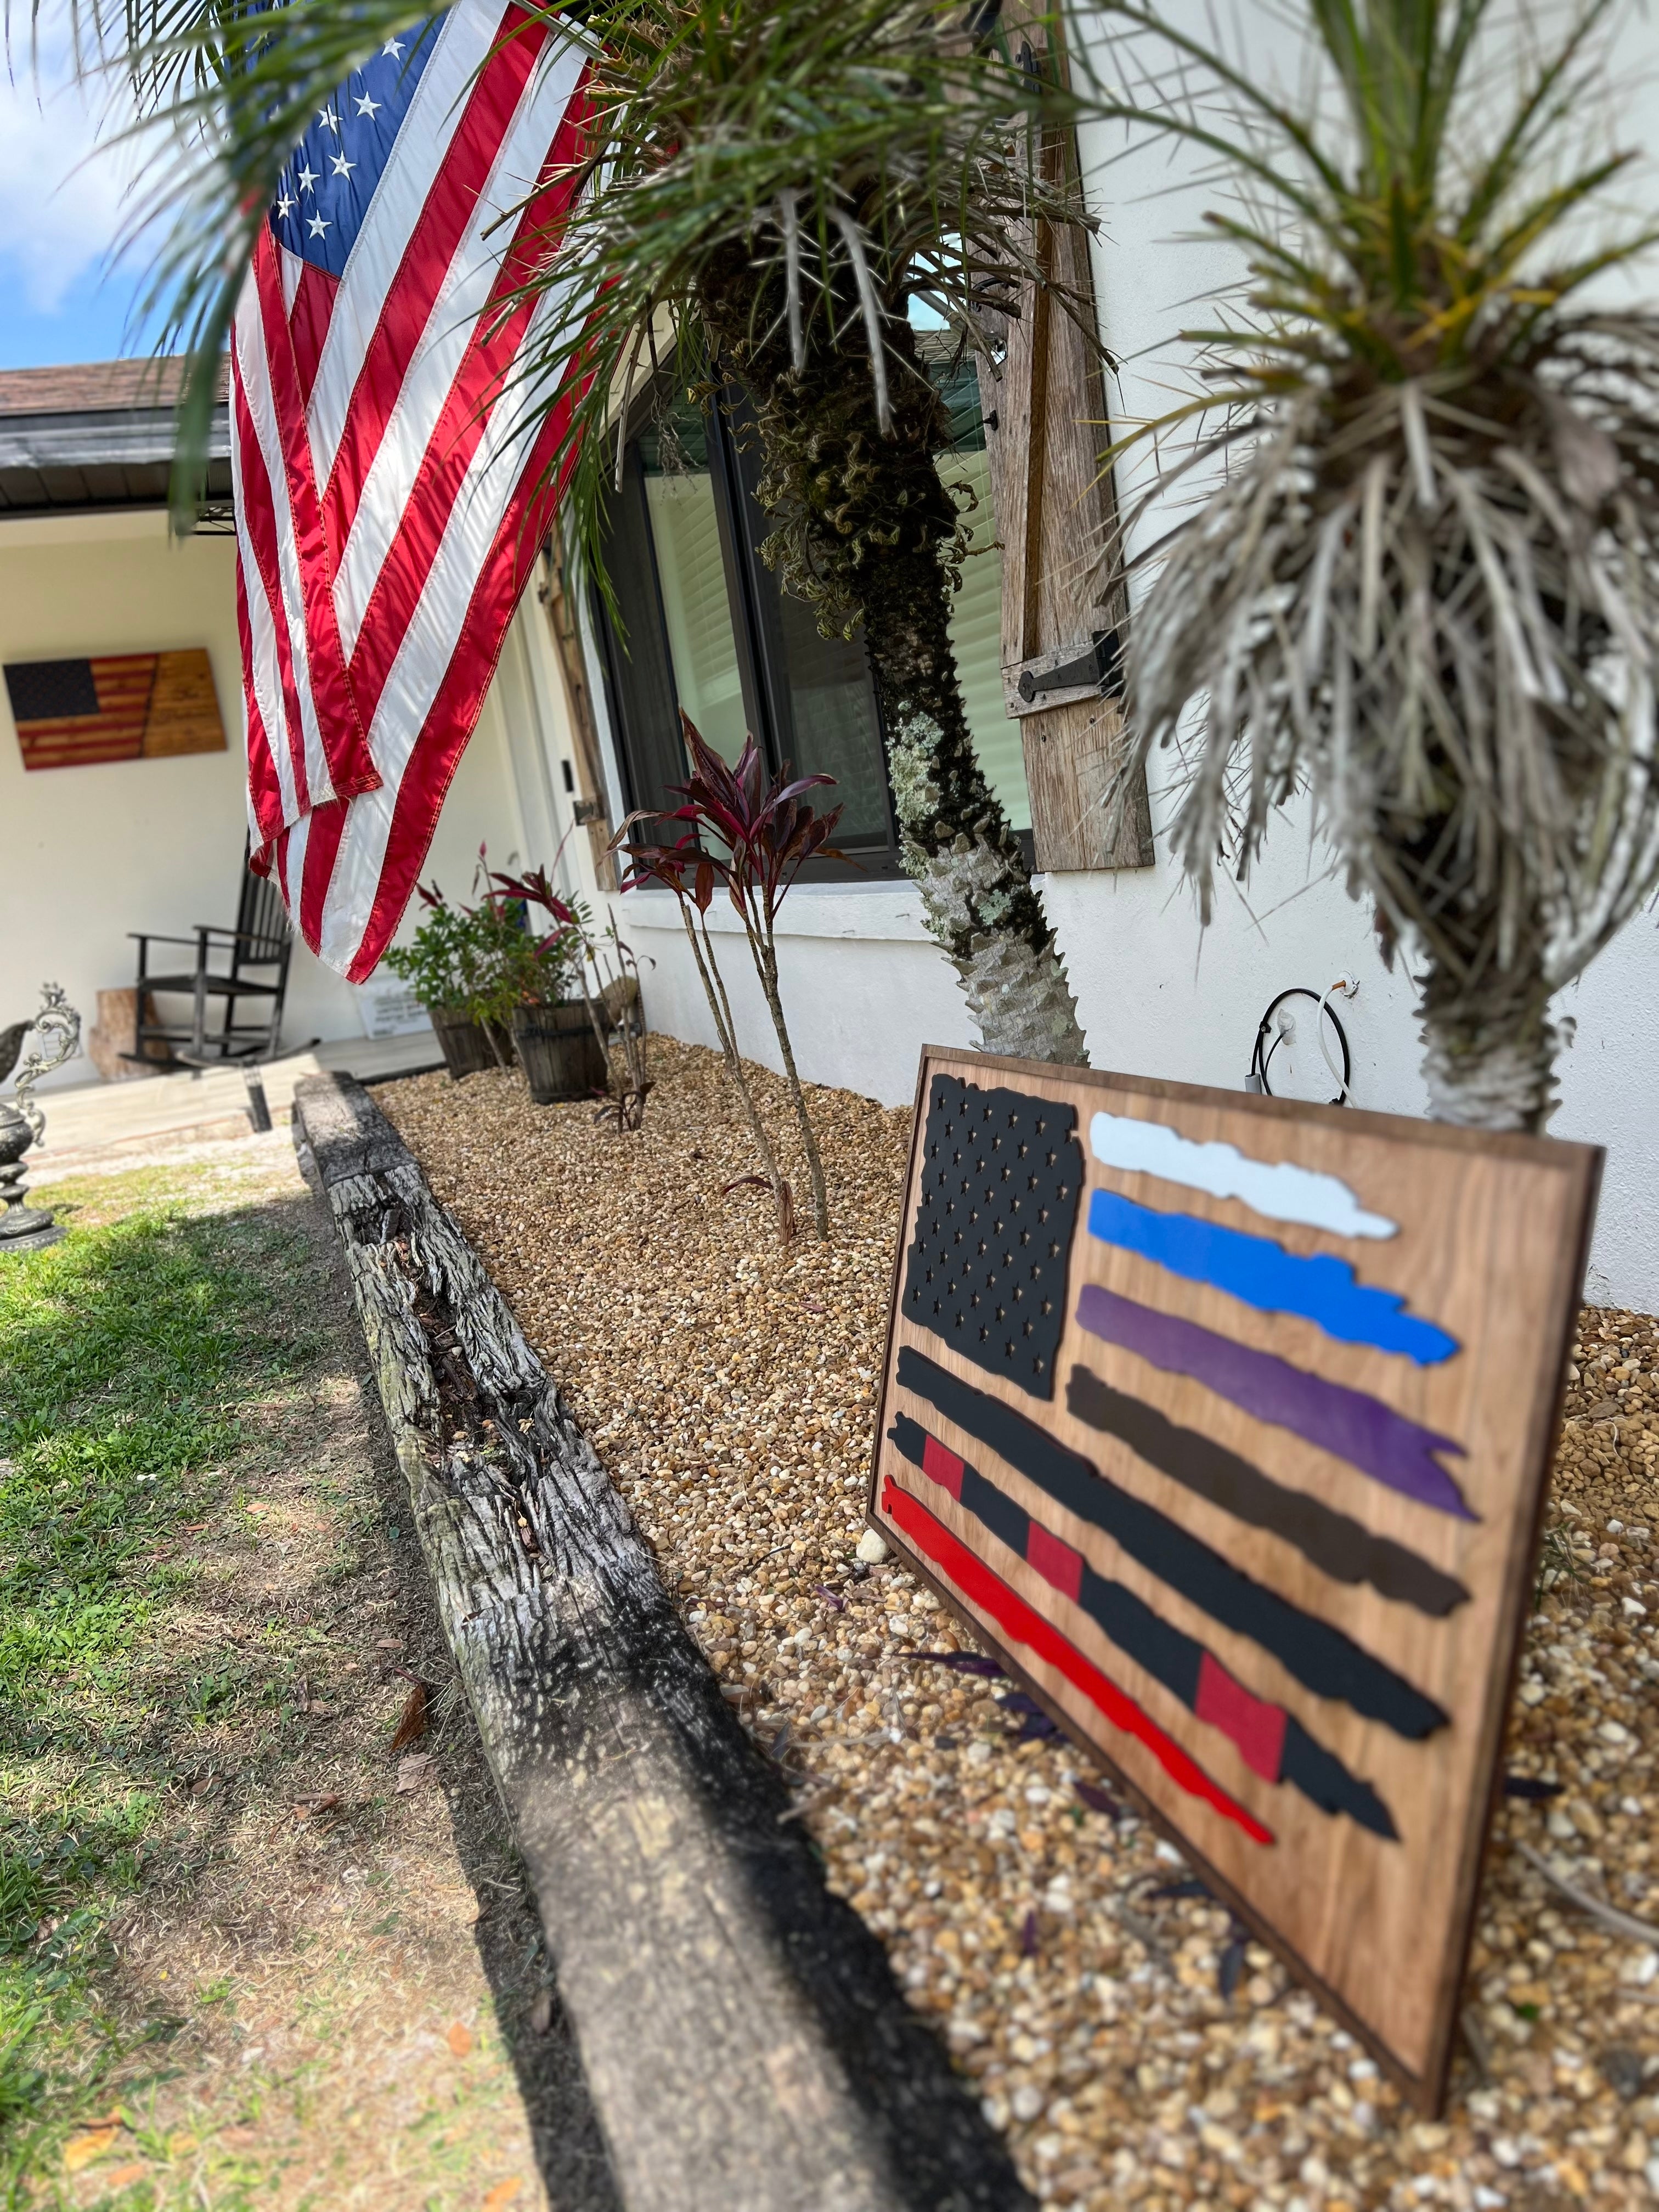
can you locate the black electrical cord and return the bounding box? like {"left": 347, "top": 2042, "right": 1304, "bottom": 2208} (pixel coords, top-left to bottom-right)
{"left": 1248, "top": 988, "right": 1352, "bottom": 1106}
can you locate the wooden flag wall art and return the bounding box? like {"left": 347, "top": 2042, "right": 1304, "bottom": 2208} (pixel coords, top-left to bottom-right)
{"left": 868, "top": 1049, "right": 1602, "bottom": 2110}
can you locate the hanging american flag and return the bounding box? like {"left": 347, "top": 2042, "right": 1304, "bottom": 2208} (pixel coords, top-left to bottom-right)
{"left": 232, "top": 2, "right": 591, "bottom": 978}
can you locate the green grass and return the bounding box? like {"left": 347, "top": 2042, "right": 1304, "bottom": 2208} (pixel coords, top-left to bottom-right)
{"left": 0, "top": 1200, "right": 325, "bottom": 2199}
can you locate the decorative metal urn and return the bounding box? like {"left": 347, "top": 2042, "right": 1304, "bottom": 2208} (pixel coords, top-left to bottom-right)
{"left": 0, "top": 984, "right": 83, "bottom": 1255}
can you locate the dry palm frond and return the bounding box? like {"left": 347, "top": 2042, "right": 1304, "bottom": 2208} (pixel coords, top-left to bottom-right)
{"left": 1089, "top": 0, "right": 1659, "bottom": 1128}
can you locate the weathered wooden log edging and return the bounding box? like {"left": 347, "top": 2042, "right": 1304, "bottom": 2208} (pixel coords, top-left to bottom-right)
{"left": 292, "top": 1070, "right": 1032, "bottom": 2212}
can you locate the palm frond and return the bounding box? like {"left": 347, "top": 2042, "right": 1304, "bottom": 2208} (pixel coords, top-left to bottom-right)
{"left": 41, "top": 0, "right": 1104, "bottom": 568}
{"left": 1086, "top": 0, "right": 1659, "bottom": 1124}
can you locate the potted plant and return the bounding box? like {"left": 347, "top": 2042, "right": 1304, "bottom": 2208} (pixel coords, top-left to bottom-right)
{"left": 381, "top": 889, "right": 510, "bottom": 1081}
{"left": 505, "top": 905, "right": 611, "bottom": 1107}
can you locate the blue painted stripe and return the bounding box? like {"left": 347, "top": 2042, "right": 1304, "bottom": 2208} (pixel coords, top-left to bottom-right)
{"left": 1086, "top": 1190, "right": 1459, "bottom": 1366}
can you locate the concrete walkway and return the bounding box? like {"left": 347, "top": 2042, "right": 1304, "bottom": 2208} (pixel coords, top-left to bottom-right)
{"left": 29, "top": 1031, "right": 444, "bottom": 1175}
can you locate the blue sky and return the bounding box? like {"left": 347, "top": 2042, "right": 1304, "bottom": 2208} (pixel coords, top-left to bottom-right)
{"left": 0, "top": 36, "right": 158, "bottom": 371}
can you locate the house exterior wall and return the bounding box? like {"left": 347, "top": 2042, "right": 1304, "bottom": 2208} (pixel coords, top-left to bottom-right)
{"left": 1, "top": 508, "right": 577, "bottom": 1088}
{"left": 597, "top": 0, "right": 1659, "bottom": 1317}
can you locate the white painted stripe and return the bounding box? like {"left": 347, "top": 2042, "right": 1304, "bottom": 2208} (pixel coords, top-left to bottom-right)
{"left": 306, "top": 0, "right": 512, "bottom": 486}
{"left": 236, "top": 276, "right": 338, "bottom": 819}
{"left": 319, "top": 275, "right": 573, "bottom": 970}
{"left": 331, "top": 37, "right": 585, "bottom": 656}
{"left": 1088, "top": 1110, "right": 1399, "bottom": 1241}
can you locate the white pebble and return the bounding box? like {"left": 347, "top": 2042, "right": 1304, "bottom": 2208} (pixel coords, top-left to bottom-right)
{"left": 854, "top": 1528, "right": 889, "bottom": 1564}
{"left": 1011, "top": 2084, "right": 1046, "bottom": 2123}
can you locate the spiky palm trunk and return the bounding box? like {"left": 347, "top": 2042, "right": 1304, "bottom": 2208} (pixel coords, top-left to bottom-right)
{"left": 698, "top": 248, "right": 1087, "bottom": 1066}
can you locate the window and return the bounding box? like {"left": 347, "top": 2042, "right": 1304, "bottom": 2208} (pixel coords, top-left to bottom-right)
{"left": 591, "top": 366, "right": 1030, "bottom": 877}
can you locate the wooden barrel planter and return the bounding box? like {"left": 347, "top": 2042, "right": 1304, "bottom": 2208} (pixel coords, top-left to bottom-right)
{"left": 512, "top": 1001, "right": 607, "bottom": 1105}
{"left": 430, "top": 1006, "right": 515, "bottom": 1081}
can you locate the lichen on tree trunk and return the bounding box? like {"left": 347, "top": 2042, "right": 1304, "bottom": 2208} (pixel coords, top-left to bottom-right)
{"left": 696, "top": 247, "right": 1087, "bottom": 1066}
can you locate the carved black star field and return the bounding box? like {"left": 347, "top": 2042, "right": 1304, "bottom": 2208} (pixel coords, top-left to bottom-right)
{"left": 901, "top": 1075, "right": 1083, "bottom": 1399}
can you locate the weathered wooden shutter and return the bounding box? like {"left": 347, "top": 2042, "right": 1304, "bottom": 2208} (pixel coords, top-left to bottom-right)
{"left": 977, "top": 46, "right": 1153, "bottom": 875}
{"left": 538, "top": 541, "right": 618, "bottom": 891}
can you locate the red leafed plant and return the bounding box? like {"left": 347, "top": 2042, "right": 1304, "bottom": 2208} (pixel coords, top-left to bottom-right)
{"left": 616, "top": 716, "right": 844, "bottom": 1240}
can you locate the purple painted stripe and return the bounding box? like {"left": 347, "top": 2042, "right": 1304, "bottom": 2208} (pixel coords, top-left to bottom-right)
{"left": 1075, "top": 1285, "right": 1476, "bottom": 1522}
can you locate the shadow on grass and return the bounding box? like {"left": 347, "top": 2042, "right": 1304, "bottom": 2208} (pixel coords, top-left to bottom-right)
{"left": 0, "top": 1188, "right": 618, "bottom": 2209}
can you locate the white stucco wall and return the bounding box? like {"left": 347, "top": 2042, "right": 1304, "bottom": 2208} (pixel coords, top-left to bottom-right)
{"left": 0, "top": 509, "right": 573, "bottom": 1088}
{"left": 595, "top": 0, "right": 1659, "bottom": 1316}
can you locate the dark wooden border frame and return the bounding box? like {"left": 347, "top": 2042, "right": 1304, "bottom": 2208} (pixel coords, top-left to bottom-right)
{"left": 866, "top": 1048, "right": 1603, "bottom": 2115}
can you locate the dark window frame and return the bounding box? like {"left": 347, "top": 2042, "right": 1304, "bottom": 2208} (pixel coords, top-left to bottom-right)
{"left": 590, "top": 367, "right": 1035, "bottom": 884}
{"left": 590, "top": 378, "right": 907, "bottom": 881}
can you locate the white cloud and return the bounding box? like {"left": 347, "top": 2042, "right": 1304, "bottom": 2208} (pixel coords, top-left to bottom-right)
{"left": 0, "top": 32, "right": 143, "bottom": 315}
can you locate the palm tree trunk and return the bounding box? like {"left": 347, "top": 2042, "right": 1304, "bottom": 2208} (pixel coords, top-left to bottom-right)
{"left": 1419, "top": 958, "right": 1559, "bottom": 1134}
{"left": 697, "top": 253, "right": 1087, "bottom": 1067}
{"left": 859, "top": 535, "right": 1088, "bottom": 1065}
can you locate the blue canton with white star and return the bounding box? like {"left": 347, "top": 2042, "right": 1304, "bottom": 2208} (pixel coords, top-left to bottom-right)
{"left": 270, "top": 17, "right": 445, "bottom": 277}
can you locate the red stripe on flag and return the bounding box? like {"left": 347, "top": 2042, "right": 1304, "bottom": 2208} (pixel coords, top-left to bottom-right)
{"left": 1193, "top": 1653, "right": 1288, "bottom": 1784}
{"left": 235, "top": 554, "right": 285, "bottom": 853}
{"left": 250, "top": 228, "right": 373, "bottom": 802}
{"left": 920, "top": 1433, "right": 964, "bottom": 1500}
{"left": 290, "top": 259, "right": 341, "bottom": 412}
{"left": 881, "top": 1476, "right": 1273, "bottom": 1846}
{"left": 322, "top": 9, "right": 547, "bottom": 562}
{"left": 298, "top": 797, "right": 348, "bottom": 955}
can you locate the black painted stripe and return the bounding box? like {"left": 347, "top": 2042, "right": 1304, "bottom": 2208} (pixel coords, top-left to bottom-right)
{"left": 1065, "top": 1366, "right": 1469, "bottom": 1619}
{"left": 888, "top": 1413, "right": 1398, "bottom": 1838}
{"left": 896, "top": 1346, "right": 1448, "bottom": 1742}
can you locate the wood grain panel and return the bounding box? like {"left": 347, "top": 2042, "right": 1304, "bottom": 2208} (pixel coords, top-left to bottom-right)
{"left": 142, "top": 648, "right": 226, "bottom": 758}
{"left": 868, "top": 1050, "right": 1601, "bottom": 2111}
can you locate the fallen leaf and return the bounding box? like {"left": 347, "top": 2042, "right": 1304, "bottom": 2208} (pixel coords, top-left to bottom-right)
{"left": 102, "top": 2162, "right": 148, "bottom": 2189}
{"left": 376, "top": 1637, "right": 402, "bottom": 1650}
{"left": 188, "top": 1775, "right": 216, "bottom": 1797}
{"left": 482, "top": 2182, "right": 522, "bottom": 2210}
{"left": 390, "top": 1681, "right": 428, "bottom": 1754}
{"left": 528, "top": 1989, "right": 554, "bottom": 2035}
{"left": 396, "top": 1753, "right": 433, "bottom": 1794}
{"left": 217, "top": 2127, "right": 259, "bottom": 2150}
{"left": 446, "top": 2019, "right": 473, "bottom": 2057}
{"left": 64, "top": 2125, "right": 119, "bottom": 2172}
{"left": 292, "top": 1793, "right": 343, "bottom": 1822}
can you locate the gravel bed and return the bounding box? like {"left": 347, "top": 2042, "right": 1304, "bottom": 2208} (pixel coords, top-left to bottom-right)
{"left": 380, "top": 1040, "right": 1659, "bottom": 2211}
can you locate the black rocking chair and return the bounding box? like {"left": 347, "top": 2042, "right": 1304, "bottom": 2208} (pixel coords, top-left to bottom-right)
{"left": 128, "top": 855, "right": 294, "bottom": 1068}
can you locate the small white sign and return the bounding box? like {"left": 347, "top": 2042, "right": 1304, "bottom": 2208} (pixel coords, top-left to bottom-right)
{"left": 354, "top": 975, "right": 432, "bottom": 1040}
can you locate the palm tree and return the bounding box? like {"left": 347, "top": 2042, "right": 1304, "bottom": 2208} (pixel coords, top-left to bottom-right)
{"left": 80, "top": 0, "right": 1101, "bottom": 1063}
{"left": 1094, "top": 0, "right": 1659, "bottom": 1131}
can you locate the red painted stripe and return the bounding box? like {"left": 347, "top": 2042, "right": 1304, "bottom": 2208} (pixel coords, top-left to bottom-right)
{"left": 881, "top": 1476, "right": 1273, "bottom": 1846}
{"left": 343, "top": 78, "right": 592, "bottom": 732}
{"left": 920, "top": 1432, "right": 965, "bottom": 1500}
{"left": 19, "top": 739, "right": 143, "bottom": 770}
{"left": 1194, "top": 1652, "right": 1288, "bottom": 1784}
{"left": 232, "top": 347, "right": 314, "bottom": 815}
{"left": 289, "top": 258, "right": 340, "bottom": 411}
{"left": 340, "top": 373, "right": 579, "bottom": 980}
{"left": 250, "top": 227, "right": 373, "bottom": 803}
{"left": 321, "top": 9, "right": 547, "bottom": 561}
{"left": 1026, "top": 1520, "right": 1085, "bottom": 1604}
